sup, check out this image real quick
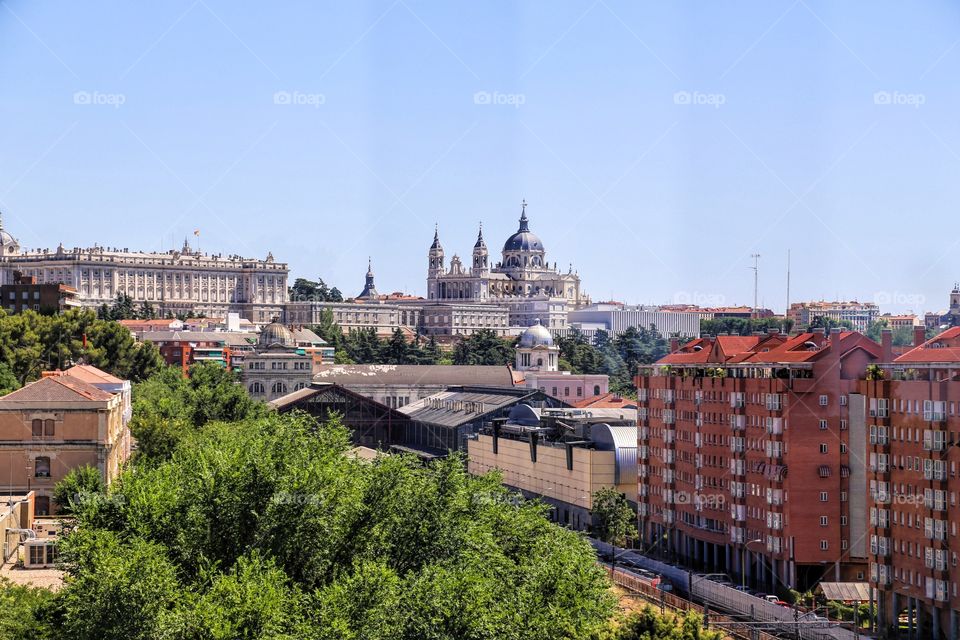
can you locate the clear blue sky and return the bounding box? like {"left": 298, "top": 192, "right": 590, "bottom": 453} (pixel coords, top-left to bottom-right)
{"left": 1, "top": 0, "right": 958, "bottom": 313}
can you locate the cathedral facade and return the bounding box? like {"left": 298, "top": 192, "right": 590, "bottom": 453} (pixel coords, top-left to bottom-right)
{"left": 425, "top": 204, "right": 589, "bottom": 330}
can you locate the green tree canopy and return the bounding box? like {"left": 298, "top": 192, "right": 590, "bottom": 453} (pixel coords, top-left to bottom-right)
{"left": 52, "top": 465, "right": 106, "bottom": 515}
{"left": 591, "top": 488, "right": 635, "bottom": 550}
{"left": 0, "top": 308, "right": 162, "bottom": 385}
{"left": 700, "top": 316, "right": 793, "bottom": 337}
{"left": 39, "top": 413, "right": 614, "bottom": 639}
{"left": 865, "top": 319, "right": 917, "bottom": 346}
{"left": 130, "top": 364, "right": 265, "bottom": 462}
{"left": 452, "top": 329, "right": 515, "bottom": 366}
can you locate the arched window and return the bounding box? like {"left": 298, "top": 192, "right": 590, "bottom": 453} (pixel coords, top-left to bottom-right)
{"left": 593, "top": 385, "right": 601, "bottom": 396}
{"left": 294, "top": 382, "right": 307, "bottom": 391}
{"left": 271, "top": 382, "right": 287, "bottom": 395}
{"left": 249, "top": 382, "right": 265, "bottom": 394}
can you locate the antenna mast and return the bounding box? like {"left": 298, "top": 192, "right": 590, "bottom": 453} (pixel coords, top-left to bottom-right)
{"left": 750, "top": 253, "right": 761, "bottom": 318}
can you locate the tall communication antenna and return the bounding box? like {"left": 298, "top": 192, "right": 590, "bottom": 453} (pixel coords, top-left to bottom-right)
{"left": 750, "top": 253, "right": 761, "bottom": 317}
{"left": 785, "top": 249, "right": 791, "bottom": 317}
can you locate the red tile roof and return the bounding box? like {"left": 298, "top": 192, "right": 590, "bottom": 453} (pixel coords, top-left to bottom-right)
{"left": 573, "top": 393, "right": 637, "bottom": 409}
{"left": 62, "top": 364, "right": 125, "bottom": 385}
{"left": 895, "top": 327, "right": 960, "bottom": 363}
{"left": 0, "top": 376, "right": 115, "bottom": 403}
{"left": 659, "top": 331, "right": 881, "bottom": 366}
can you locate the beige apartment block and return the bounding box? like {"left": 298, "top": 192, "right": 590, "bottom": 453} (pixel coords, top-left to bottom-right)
{"left": 0, "top": 374, "right": 129, "bottom": 515}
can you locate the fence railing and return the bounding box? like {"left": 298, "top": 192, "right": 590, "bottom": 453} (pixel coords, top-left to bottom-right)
{"left": 607, "top": 566, "right": 782, "bottom": 640}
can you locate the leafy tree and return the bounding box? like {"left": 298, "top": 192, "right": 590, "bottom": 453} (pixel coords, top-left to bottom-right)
{"left": 343, "top": 327, "right": 383, "bottom": 364}
{"left": 289, "top": 277, "right": 318, "bottom": 301}
{"left": 600, "top": 607, "right": 722, "bottom": 640}
{"left": 0, "top": 577, "right": 55, "bottom": 639}
{"left": 307, "top": 308, "right": 344, "bottom": 351}
{"left": 700, "top": 316, "right": 792, "bottom": 337}
{"left": 452, "top": 329, "right": 515, "bottom": 365}
{"left": 866, "top": 319, "right": 916, "bottom": 346}
{"left": 591, "top": 487, "right": 635, "bottom": 571}
{"left": 289, "top": 277, "right": 343, "bottom": 303}
{"left": 806, "top": 316, "right": 854, "bottom": 332}
{"left": 96, "top": 293, "right": 136, "bottom": 321}
{"left": 136, "top": 300, "right": 157, "bottom": 320}
{"left": 382, "top": 328, "right": 412, "bottom": 364}
{"left": 0, "top": 363, "right": 20, "bottom": 396}
{"left": 419, "top": 334, "right": 443, "bottom": 365}
{"left": 39, "top": 413, "right": 615, "bottom": 639}
{"left": 53, "top": 465, "right": 105, "bottom": 515}
{"left": 0, "top": 309, "right": 162, "bottom": 384}
{"left": 130, "top": 364, "right": 264, "bottom": 461}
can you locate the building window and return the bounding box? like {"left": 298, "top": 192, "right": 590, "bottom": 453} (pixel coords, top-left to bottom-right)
{"left": 35, "top": 496, "right": 50, "bottom": 516}
{"left": 249, "top": 382, "right": 265, "bottom": 394}
{"left": 819, "top": 491, "right": 829, "bottom": 502}
{"left": 819, "top": 420, "right": 828, "bottom": 430}
{"left": 820, "top": 540, "right": 829, "bottom": 550}
{"left": 820, "top": 516, "right": 828, "bottom": 526}
{"left": 271, "top": 382, "right": 287, "bottom": 395}
{"left": 34, "top": 457, "right": 51, "bottom": 478}
{"left": 593, "top": 385, "right": 601, "bottom": 396}
{"left": 44, "top": 419, "right": 54, "bottom": 436}
{"left": 819, "top": 395, "right": 828, "bottom": 406}
{"left": 820, "top": 443, "right": 828, "bottom": 454}
{"left": 31, "top": 419, "right": 42, "bottom": 437}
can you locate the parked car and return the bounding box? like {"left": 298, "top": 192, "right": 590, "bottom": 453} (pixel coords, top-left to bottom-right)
{"left": 764, "top": 595, "right": 789, "bottom": 606}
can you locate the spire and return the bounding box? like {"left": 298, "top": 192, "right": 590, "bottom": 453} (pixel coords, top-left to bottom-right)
{"left": 430, "top": 223, "right": 443, "bottom": 250}
{"left": 518, "top": 199, "right": 529, "bottom": 232}
{"left": 358, "top": 258, "right": 379, "bottom": 299}
{"left": 474, "top": 221, "right": 486, "bottom": 248}
{"left": 0, "top": 209, "right": 4, "bottom": 230}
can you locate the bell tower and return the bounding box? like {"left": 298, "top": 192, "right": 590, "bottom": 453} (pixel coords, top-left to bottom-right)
{"left": 427, "top": 225, "right": 445, "bottom": 300}
{"left": 472, "top": 223, "right": 488, "bottom": 275}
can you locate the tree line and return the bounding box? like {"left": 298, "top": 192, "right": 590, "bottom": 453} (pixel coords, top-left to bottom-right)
{"left": 555, "top": 326, "right": 675, "bottom": 396}
{"left": 0, "top": 308, "right": 163, "bottom": 392}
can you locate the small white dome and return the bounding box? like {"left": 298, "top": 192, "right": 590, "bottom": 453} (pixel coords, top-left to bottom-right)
{"left": 519, "top": 319, "right": 554, "bottom": 348}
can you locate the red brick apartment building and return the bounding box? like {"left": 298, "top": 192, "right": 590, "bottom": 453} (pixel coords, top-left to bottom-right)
{"left": 636, "top": 327, "right": 881, "bottom": 593}
{"left": 862, "top": 326, "right": 960, "bottom": 639}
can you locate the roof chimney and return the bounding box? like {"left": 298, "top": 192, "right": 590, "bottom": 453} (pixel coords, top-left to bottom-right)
{"left": 811, "top": 327, "right": 825, "bottom": 335}
{"left": 881, "top": 328, "right": 893, "bottom": 363}
{"left": 670, "top": 337, "right": 679, "bottom": 353}
{"left": 767, "top": 328, "right": 780, "bottom": 335}
{"left": 913, "top": 325, "right": 926, "bottom": 348}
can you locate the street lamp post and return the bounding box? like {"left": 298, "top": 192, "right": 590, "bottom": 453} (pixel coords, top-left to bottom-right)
{"left": 741, "top": 538, "right": 763, "bottom": 588}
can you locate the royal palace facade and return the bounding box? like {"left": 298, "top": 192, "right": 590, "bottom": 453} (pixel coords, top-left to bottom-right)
{"left": 0, "top": 220, "right": 288, "bottom": 322}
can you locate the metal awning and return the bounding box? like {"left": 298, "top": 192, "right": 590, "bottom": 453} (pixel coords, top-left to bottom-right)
{"left": 817, "top": 582, "right": 872, "bottom": 602}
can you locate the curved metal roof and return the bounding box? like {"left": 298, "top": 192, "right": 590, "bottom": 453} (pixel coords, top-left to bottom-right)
{"left": 591, "top": 423, "right": 638, "bottom": 485}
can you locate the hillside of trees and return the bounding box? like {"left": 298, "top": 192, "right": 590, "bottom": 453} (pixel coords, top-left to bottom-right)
{"left": 0, "top": 308, "right": 163, "bottom": 389}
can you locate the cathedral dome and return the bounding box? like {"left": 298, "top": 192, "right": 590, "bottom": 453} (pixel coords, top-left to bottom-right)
{"left": 519, "top": 319, "right": 554, "bottom": 348}
{"left": 502, "top": 206, "right": 544, "bottom": 254}
{"left": 258, "top": 320, "right": 295, "bottom": 349}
